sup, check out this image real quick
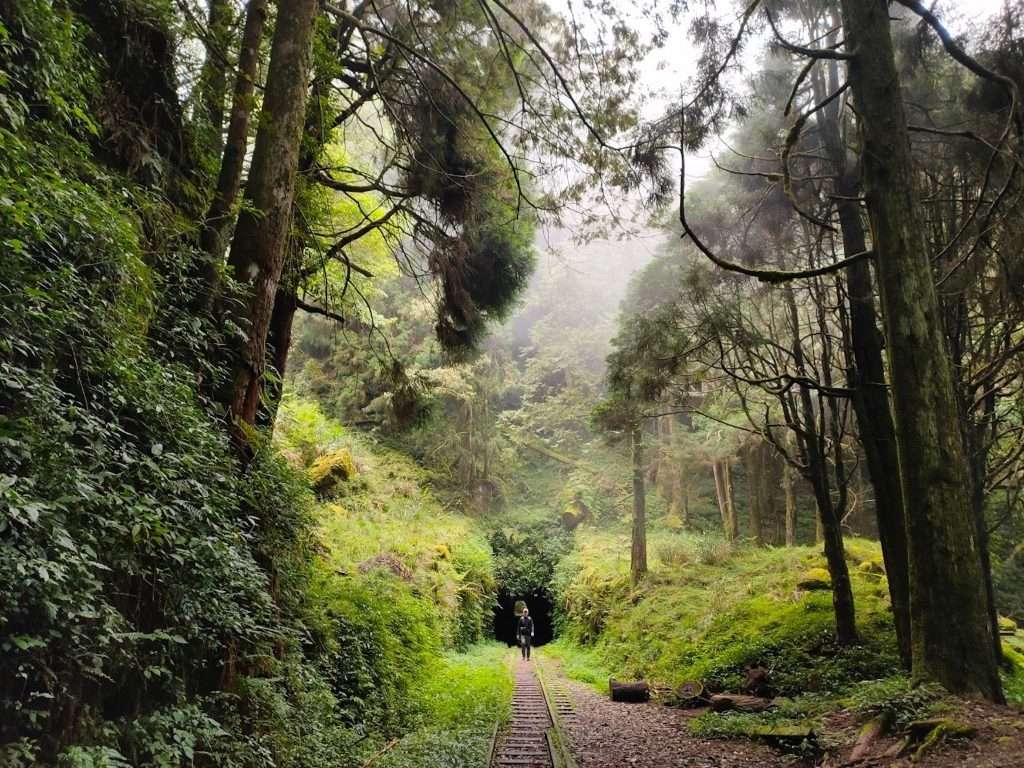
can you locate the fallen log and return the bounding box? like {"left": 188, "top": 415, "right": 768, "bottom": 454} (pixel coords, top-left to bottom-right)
{"left": 708, "top": 693, "right": 774, "bottom": 713}
{"left": 609, "top": 678, "right": 650, "bottom": 703}
{"left": 849, "top": 715, "right": 888, "bottom": 762}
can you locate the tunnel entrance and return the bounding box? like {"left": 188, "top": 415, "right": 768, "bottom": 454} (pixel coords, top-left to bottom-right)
{"left": 494, "top": 587, "right": 554, "bottom": 646}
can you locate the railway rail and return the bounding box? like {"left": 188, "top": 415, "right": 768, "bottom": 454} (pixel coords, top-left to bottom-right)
{"left": 489, "top": 657, "right": 578, "bottom": 768}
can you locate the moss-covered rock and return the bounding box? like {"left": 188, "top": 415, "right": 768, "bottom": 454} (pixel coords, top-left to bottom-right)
{"left": 561, "top": 497, "right": 592, "bottom": 530}
{"left": 858, "top": 558, "right": 886, "bottom": 576}
{"left": 797, "top": 568, "right": 832, "bottom": 591}
{"left": 999, "top": 615, "right": 1018, "bottom": 634}
{"left": 308, "top": 449, "right": 357, "bottom": 498}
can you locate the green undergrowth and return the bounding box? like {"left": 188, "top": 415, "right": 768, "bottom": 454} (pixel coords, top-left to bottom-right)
{"left": 550, "top": 528, "right": 913, "bottom": 740}
{"left": 278, "top": 395, "right": 497, "bottom": 652}
{"left": 554, "top": 529, "right": 898, "bottom": 691}
{"left": 376, "top": 643, "right": 513, "bottom": 768}
{"left": 553, "top": 525, "right": 1024, "bottom": 744}
{"left": 275, "top": 395, "right": 507, "bottom": 751}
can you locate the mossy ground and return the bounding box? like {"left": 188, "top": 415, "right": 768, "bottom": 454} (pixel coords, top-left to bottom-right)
{"left": 273, "top": 398, "right": 510, "bottom": 764}
{"left": 549, "top": 524, "right": 1024, "bottom": 745}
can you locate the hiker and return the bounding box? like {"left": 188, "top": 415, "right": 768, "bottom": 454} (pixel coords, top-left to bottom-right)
{"left": 517, "top": 607, "right": 535, "bottom": 660}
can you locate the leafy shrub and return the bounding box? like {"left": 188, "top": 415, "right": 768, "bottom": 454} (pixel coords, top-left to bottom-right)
{"left": 693, "top": 534, "right": 733, "bottom": 565}
{"left": 0, "top": 5, "right": 340, "bottom": 764}
{"left": 842, "top": 676, "right": 947, "bottom": 729}
{"left": 654, "top": 539, "right": 691, "bottom": 567}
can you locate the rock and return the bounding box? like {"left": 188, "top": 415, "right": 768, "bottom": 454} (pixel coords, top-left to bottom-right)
{"left": 797, "top": 568, "right": 832, "bottom": 591}
{"left": 999, "top": 615, "right": 1018, "bottom": 635}
{"left": 308, "top": 449, "right": 357, "bottom": 498}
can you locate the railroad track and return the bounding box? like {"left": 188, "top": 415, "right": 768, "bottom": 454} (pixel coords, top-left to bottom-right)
{"left": 490, "top": 657, "right": 577, "bottom": 768}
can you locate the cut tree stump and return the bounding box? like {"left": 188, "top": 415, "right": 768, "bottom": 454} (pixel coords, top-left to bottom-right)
{"left": 708, "top": 693, "right": 774, "bottom": 713}
{"left": 746, "top": 724, "right": 815, "bottom": 749}
{"left": 671, "top": 680, "right": 706, "bottom": 708}
{"left": 609, "top": 678, "right": 650, "bottom": 703}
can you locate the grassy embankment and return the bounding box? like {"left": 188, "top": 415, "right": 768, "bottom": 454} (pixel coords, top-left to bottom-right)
{"left": 275, "top": 397, "right": 513, "bottom": 767}
{"left": 547, "top": 526, "right": 1024, "bottom": 742}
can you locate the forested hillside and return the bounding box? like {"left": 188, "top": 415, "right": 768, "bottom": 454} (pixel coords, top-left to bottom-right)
{"left": 4, "top": 0, "right": 1024, "bottom": 766}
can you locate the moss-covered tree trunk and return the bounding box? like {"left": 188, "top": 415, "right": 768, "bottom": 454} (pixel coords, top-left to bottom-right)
{"left": 631, "top": 425, "right": 648, "bottom": 584}
{"left": 259, "top": 275, "right": 298, "bottom": 430}
{"left": 223, "top": 0, "right": 318, "bottom": 442}
{"left": 839, "top": 0, "right": 1003, "bottom": 701}
{"left": 811, "top": 51, "right": 913, "bottom": 669}
{"left": 201, "top": 0, "right": 268, "bottom": 275}
{"left": 784, "top": 462, "right": 797, "bottom": 546}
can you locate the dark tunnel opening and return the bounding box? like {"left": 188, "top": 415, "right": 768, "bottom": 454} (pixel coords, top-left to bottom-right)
{"left": 493, "top": 587, "right": 554, "bottom": 647}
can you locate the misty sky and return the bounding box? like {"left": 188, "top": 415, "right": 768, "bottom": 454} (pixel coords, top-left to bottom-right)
{"left": 526, "top": 0, "right": 1011, "bottom": 343}
{"left": 548, "top": 0, "right": 1010, "bottom": 179}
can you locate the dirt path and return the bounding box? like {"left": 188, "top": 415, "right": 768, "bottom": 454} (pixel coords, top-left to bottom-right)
{"left": 537, "top": 656, "right": 795, "bottom": 768}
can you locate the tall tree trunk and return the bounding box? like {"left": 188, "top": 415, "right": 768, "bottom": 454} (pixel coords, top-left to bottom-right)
{"left": 746, "top": 440, "right": 766, "bottom": 545}
{"left": 631, "top": 425, "right": 648, "bottom": 584}
{"left": 679, "top": 472, "right": 690, "bottom": 528}
{"left": 724, "top": 460, "right": 737, "bottom": 541}
{"left": 201, "top": 0, "right": 268, "bottom": 281}
{"left": 968, "top": 395, "right": 1004, "bottom": 666}
{"left": 259, "top": 283, "right": 298, "bottom": 430}
{"left": 784, "top": 462, "right": 797, "bottom": 546}
{"left": 713, "top": 459, "right": 737, "bottom": 541}
{"left": 222, "top": 0, "right": 319, "bottom": 444}
{"left": 839, "top": 0, "right": 1003, "bottom": 701}
{"left": 786, "top": 289, "right": 857, "bottom": 645}
{"left": 760, "top": 443, "right": 777, "bottom": 544}
{"left": 811, "top": 50, "right": 913, "bottom": 669}
{"left": 197, "top": 0, "right": 234, "bottom": 157}
{"left": 713, "top": 460, "right": 728, "bottom": 536}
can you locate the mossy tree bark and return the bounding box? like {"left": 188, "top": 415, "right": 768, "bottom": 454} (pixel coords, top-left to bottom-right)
{"left": 631, "top": 425, "right": 648, "bottom": 584}
{"left": 783, "top": 462, "right": 797, "bottom": 546}
{"left": 201, "top": 0, "right": 268, "bottom": 276}
{"left": 810, "top": 53, "right": 912, "bottom": 668}
{"left": 223, "top": 0, "right": 319, "bottom": 442}
{"left": 712, "top": 459, "right": 737, "bottom": 541}
{"left": 839, "top": 0, "right": 1003, "bottom": 701}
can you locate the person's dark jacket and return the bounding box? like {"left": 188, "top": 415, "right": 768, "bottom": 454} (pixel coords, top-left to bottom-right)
{"left": 517, "top": 615, "right": 534, "bottom": 641}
